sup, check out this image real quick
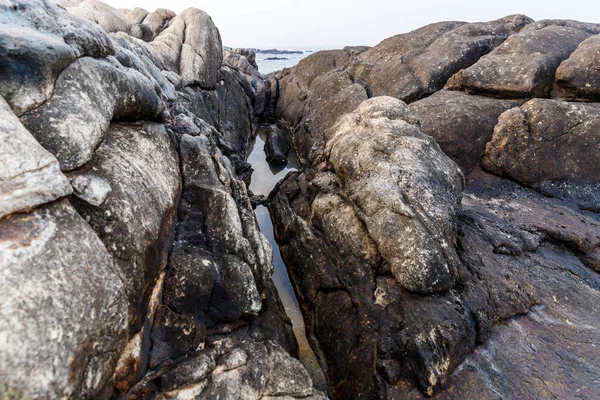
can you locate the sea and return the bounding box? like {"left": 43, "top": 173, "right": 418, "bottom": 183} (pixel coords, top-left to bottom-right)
{"left": 255, "top": 50, "right": 312, "bottom": 75}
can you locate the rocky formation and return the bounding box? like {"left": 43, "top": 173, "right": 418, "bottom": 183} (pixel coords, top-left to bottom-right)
{"left": 269, "top": 14, "right": 600, "bottom": 400}
{"left": 0, "top": 1, "right": 322, "bottom": 399}
{"left": 264, "top": 125, "right": 291, "bottom": 165}
{"left": 2, "top": 2, "right": 600, "bottom": 400}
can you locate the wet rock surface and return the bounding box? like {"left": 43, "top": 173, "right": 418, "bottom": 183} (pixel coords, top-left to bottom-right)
{"left": 2, "top": 2, "right": 600, "bottom": 399}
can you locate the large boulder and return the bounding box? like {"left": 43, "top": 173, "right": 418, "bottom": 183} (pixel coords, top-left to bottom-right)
{"left": 0, "top": 200, "right": 128, "bottom": 399}
{"left": 0, "top": 96, "right": 72, "bottom": 219}
{"left": 410, "top": 90, "right": 521, "bottom": 173}
{"left": 150, "top": 8, "right": 223, "bottom": 88}
{"left": 446, "top": 21, "right": 600, "bottom": 98}
{"left": 553, "top": 34, "right": 600, "bottom": 100}
{"left": 349, "top": 15, "right": 532, "bottom": 102}
{"left": 19, "top": 57, "right": 163, "bottom": 171}
{"left": 325, "top": 97, "right": 464, "bottom": 293}
{"left": 0, "top": 0, "right": 114, "bottom": 115}
{"left": 482, "top": 99, "right": 600, "bottom": 210}
{"left": 69, "top": 122, "right": 180, "bottom": 333}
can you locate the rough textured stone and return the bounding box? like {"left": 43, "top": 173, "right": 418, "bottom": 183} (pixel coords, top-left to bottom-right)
{"left": 0, "top": 0, "right": 114, "bottom": 115}
{"left": 150, "top": 8, "right": 223, "bottom": 88}
{"left": 125, "top": 341, "right": 325, "bottom": 399}
{"left": 0, "top": 96, "right": 72, "bottom": 219}
{"left": 482, "top": 99, "right": 600, "bottom": 210}
{"left": 410, "top": 90, "right": 521, "bottom": 173}
{"left": 446, "top": 22, "right": 598, "bottom": 98}
{"left": 19, "top": 57, "right": 162, "bottom": 171}
{"left": 326, "top": 97, "right": 464, "bottom": 293}
{"left": 0, "top": 200, "right": 128, "bottom": 399}
{"left": 69, "top": 122, "right": 180, "bottom": 333}
{"left": 264, "top": 125, "right": 290, "bottom": 165}
{"left": 553, "top": 34, "right": 600, "bottom": 100}
{"left": 349, "top": 15, "right": 532, "bottom": 103}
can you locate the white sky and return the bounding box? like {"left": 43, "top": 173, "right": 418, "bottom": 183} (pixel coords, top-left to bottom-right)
{"left": 104, "top": 0, "right": 600, "bottom": 49}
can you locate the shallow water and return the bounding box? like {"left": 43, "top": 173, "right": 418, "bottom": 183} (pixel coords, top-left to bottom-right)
{"left": 247, "top": 127, "right": 328, "bottom": 392}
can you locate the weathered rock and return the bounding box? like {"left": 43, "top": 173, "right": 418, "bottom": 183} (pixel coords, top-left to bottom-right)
{"left": 69, "top": 122, "right": 180, "bottom": 333}
{"left": 410, "top": 90, "right": 521, "bottom": 173}
{"left": 326, "top": 97, "right": 464, "bottom": 293}
{"left": 20, "top": 57, "right": 163, "bottom": 170}
{"left": 150, "top": 8, "right": 223, "bottom": 88}
{"left": 482, "top": 99, "right": 600, "bottom": 210}
{"left": 264, "top": 125, "right": 290, "bottom": 165}
{"left": 0, "top": 200, "right": 128, "bottom": 399}
{"left": 0, "top": 96, "right": 72, "bottom": 219}
{"left": 141, "top": 8, "right": 176, "bottom": 37}
{"left": 63, "top": 0, "right": 150, "bottom": 39}
{"left": 124, "top": 7, "right": 149, "bottom": 24}
{"left": 0, "top": 0, "right": 114, "bottom": 115}
{"left": 349, "top": 15, "right": 532, "bottom": 103}
{"left": 553, "top": 34, "right": 600, "bottom": 100}
{"left": 125, "top": 341, "right": 325, "bottom": 399}
{"left": 446, "top": 22, "right": 599, "bottom": 98}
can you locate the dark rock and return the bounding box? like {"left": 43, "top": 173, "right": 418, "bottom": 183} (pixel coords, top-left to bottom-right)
{"left": 410, "top": 90, "right": 521, "bottom": 173}
{"left": 349, "top": 15, "right": 532, "bottom": 103}
{"left": 482, "top": 99, "right": 600, "bottom": 210}
{"left": 265, "top": 56, "right": 289, "bottom": 60}
{"left": 69, "top": 122, "right": 180, "bottom": 334}
{"left": 553, "top": 34, "right": 600, "bottom": 100}
{"left": 446, "top": 22, "right": 598, "bottom": 98}
{"left": 264, "top": 125, "right": 290, "bottom": 165}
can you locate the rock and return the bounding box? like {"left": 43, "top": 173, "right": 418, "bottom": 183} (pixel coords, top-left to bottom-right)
{"left": 125, "top": 341, "right": 325, "bottom": 399}
{"left": 553, "top": 34, "right": 600, "bottom": 100}
{"left": 124, "top": 7, "right": 149, "bottom": 24}
{"left": 232, "top": 47, "right": 258, "bottom": 68}
{"left": 150, "top": 8, "right": 223, "bottom": 88}
{"left": 481, "top": 99, "right": 600, "bottom": 210}
{"left": 349, "top": 15, "right": 532, "bottom": 102}
{"left": 19, "top": 57, "right": 163, "bottom": 171}
{"left": 67, "top": 171, "right": 112, "bottom": 206}
{"left": 410, "top": 90, "right": 521, "bottom": 173}
{"left": 141, "top": 8, "right": 176, "bottom": 37}
{"left": 0, "top": 0, "right": 114, "bottom": 115}
{"left": 63, "top": 0, "right": 149, "bottom": 39}
{"left": 446, "top": 22, "right": 597, "bottom": 98}
{"left": 326, "top": 97, "right": 464, "bottom": 293}
{"left": 0, "top": 96, "right": 72, "bottom": 219}
{"left": 264, "top": 125, "right": 290, "bottom": 165}
{"left": 69, "top": 122, "right": 180, "bottom": 333}
{"left": 0, "top": 200, "right": 128, "bottom": 399}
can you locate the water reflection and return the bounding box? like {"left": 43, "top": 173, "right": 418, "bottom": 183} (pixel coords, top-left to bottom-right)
{"left": 247, "top": 126, "right": 327, "bottom": 392}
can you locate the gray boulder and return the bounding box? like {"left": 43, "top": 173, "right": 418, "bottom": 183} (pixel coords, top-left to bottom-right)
{"left": 446, "top": 21, "right": 598, "bottom": 98}
{"left": 141, "top": 8, "right": 176, "bottom": 37}
{"left": 20, "top": 57, "right": 163, "bottom": 171}
{"left": 553, "top": 34, "right": 600, "bottom": 100}
{"left": 0, "top": 0, "right": 114, "bottom": 115}
{"left": 69, "top": 122, "right": 180, "bottom": 333}
{"left": 410, "top": 90, "right": 521, "bottom": 173}
{"left": 150, "top": 8, "right": 223, "bottom": 88}
{"left": 325, "top": 96, "right": 464, "bottom": 293}
{"left": 348, "top": 15, "right": 532, "bottom": 102}
{"left": 482, "top": 99, "right": 600, "bottom": 210}
{"left": 0, "top": 200, "right": 128, "bottom": 399}
{"left": 0, "top": 96, "right": 72, "bottom": 219}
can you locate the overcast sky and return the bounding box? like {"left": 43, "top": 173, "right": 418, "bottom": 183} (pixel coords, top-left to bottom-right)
{"left": 104, "top": 0, "right": 599, "bottom": 49}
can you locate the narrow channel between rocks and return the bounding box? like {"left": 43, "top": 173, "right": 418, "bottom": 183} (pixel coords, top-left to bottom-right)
{"left": 247, "top": 125, "right": 328, "bottom": 392}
